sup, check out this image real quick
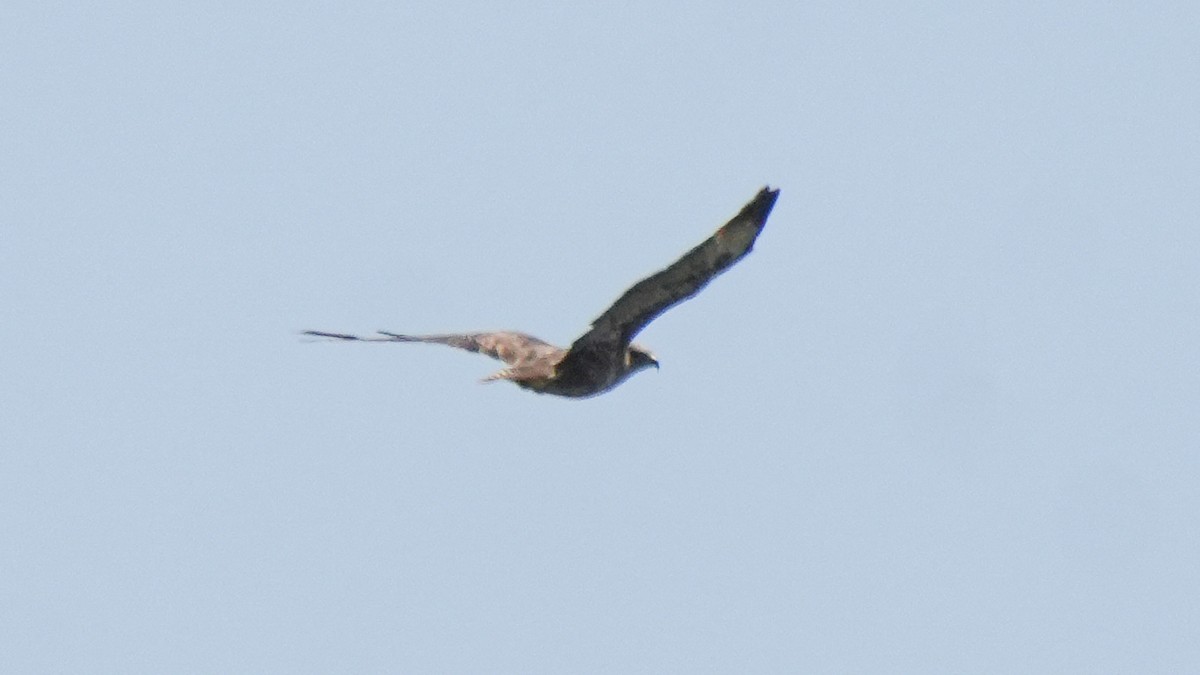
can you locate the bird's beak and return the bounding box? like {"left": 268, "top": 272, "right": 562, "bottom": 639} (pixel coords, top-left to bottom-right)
{"left": 651, "top": 358, "right": 660, "bottom": 370}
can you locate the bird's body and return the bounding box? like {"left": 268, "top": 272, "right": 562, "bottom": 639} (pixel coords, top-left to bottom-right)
{"left": 306, "top": 187, "right": 780, "bottom": 398}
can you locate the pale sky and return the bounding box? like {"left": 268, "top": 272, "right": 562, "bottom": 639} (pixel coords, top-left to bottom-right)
{"left": 2, "top": 2, "right": 1198, "bottom": 672}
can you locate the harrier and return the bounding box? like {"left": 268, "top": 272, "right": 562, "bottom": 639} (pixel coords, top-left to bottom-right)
{"left": 306, "top": 186, "right": 780, "bottom": 398}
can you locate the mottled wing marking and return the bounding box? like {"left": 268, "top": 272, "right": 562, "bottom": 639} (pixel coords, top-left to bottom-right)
{"left": 377, "top": 331, "right": 559, "bottom": 365}
{"left": 481, "top": 359, "right": 558, "bottom": 384}
{"left": 304, "top": 330, "right": 561, "bottom": 366}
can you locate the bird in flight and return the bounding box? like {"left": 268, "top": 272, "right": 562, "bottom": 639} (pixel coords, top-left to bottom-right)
{"left": 306, "top": 186, "right": 780, "bottom": 398}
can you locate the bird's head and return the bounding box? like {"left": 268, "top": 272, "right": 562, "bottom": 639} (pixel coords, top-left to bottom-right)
{"left": 626, "top": 344, "right": 660, "bottom": 373}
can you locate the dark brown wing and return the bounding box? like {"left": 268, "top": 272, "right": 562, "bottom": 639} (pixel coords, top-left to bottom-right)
{"left": 302, "top": 330, "right": 562, "bottom": 366}
{"left": 561, "top": 186, "right": 779, "bottom": 366}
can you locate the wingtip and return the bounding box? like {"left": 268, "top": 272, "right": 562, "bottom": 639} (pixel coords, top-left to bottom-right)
{"left": 743, "top": 186, "right": 780, "bottom": 221}
{"left": 377, "top": 331, "right": 418, "bottom": 341}
{"left": 302, "top": 330, "right": 361, "bottom": 341}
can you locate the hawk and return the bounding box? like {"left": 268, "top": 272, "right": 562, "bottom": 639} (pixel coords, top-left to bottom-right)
{"left": 306, "top": 187, "right": 780, "bottom": 398}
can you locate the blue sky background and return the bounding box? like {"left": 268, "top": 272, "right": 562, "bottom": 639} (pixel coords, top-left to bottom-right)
{"left": 2, "top": 2, "right": 1197, "bottom": 672}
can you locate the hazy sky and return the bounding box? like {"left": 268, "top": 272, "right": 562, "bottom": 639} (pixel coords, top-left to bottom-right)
{"left": 3, "top": 2, "right": 1197, "bottom": 672}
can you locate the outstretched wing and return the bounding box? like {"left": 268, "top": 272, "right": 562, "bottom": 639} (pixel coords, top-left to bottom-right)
{"left": 564, "top": 186, "right": 779, "bottom": 361}
{"left": 302, "top": 330, "right": 562, "bottom": 366}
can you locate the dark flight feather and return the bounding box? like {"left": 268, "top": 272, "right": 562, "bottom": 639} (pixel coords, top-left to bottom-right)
{"left": 554, "top": 187, "right": 779, "bottom": 387}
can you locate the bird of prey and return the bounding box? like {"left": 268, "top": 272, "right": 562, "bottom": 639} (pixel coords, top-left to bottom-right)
{"left": 306, "top": 186, "right": 780, "bottom": 398}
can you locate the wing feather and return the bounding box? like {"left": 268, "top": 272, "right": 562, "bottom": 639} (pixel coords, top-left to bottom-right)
{"left": 566, "top": 186, "right": 779, "bottom": 357}
{"left": 303, "top": 330, "right": 561, "bottom": 366}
